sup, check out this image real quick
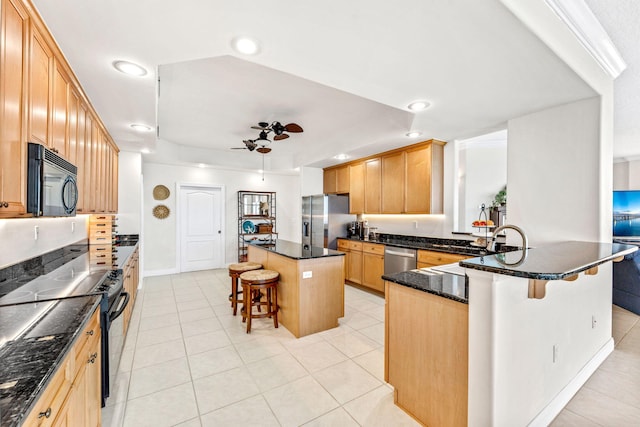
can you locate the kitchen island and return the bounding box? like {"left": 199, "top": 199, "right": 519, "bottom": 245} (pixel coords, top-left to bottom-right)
{"left": 247, "top": 240, "right": 345, "bottom": 337}
{"left": 383, "top": 241, "right": 637, "bottom": 427}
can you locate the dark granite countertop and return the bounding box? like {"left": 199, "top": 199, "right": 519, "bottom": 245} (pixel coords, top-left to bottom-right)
{"left": 251, "top": 239, "right": 345, "bottom": 260}
{"left": 338, "top": 234, "right": 515, "bottom": 257}
{"left": 0, "top": 294, "right": 103, "bottom": 427}
{"left": 114, "top": 245, "right": 137, "bottom": 270}
{"left": 383, "top": 269, "right": 469, "bottom": 303}
{"left": 460, "top": 241, "right": 638, "bottom": 280}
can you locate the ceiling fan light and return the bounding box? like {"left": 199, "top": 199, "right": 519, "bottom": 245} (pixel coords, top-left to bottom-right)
{"left": 113, "top": 60, "right": 148, "bottom": 76}
{"left": 407, "top": 100, "right": 431, "bottom": 111}
{"left": 232, "top": 37, "right": 260, "bottom": 55}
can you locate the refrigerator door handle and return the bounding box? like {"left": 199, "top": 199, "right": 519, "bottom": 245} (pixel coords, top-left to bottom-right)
{"left": 303, "top": 221, "right": 310, "bottom": 237}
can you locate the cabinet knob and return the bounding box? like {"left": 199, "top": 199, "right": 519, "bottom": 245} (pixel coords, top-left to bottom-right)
{"left": 86, "top": 330, "right": 94, "bottom": 336}
{"left": 88, "top": 352, "right": 98, "bottom": 364}
{"left": 38, "top": 408, "right": 52, "bottom": 419}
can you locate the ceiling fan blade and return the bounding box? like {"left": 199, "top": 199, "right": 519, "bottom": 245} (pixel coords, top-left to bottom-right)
{"left": 257, "top": 147, "right": 272, "bottom": 154}
{"left": 273, "top": 134, "right": 289, "bottom": 141}
{"left": 231, "top": 147, "right": 247, "bottom": 149}
{"left": 284, "top": 123, "right": 303, "bottom": 133}
{"left": 251, "top": 126, "right": 267, "bottom": 130}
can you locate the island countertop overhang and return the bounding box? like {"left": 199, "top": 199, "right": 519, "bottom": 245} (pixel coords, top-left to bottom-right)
{"left": 249, "top": 239, "right": 345, "bottom": 260}
{"left": 459, "top": 241, "right": 638, "bottom": 280}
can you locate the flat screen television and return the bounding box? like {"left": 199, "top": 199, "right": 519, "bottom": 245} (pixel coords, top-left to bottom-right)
{"left": 613, "top": 190, "right": 640, "bottom": 238}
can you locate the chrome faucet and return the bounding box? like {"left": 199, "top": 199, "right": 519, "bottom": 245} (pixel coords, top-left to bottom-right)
{"left": 489, "top": 224, "right": 529, "bottom": 252}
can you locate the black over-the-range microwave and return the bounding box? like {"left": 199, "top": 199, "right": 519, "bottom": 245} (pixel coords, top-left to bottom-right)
{"left": 27, "top": 142, "right": 78, "bottom": 217}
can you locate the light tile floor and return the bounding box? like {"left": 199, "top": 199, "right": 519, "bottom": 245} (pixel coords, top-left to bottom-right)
{"left": 101, "top": 269, "right": 640, "bottom": 426}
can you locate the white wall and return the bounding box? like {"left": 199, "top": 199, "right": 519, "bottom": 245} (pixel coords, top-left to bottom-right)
{"left": 507, "top": 97, "right": 608, "bottom": 246}
{"left": 117, "top": 151, "right": 143, "bottom": 234}
{"left": 0, "top": 216, "right": 89, "bottom": 269}
{"left": 458, "top": 132, "right": 508, "bottom": 232}
{"left": 613, "top": 159, "right": 640, "bottom": 190}
{"left": 142, "top": 162, "right": 301, "bottom": 275}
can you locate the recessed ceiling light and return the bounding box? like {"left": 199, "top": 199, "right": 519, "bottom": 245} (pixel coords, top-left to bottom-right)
{"left": 407, "top": 100, "right": 431, "bottom": 111}
{"left": 130, "top": 124, "right": 153, "bottom": 132}
{"left": 113, "top": 60, "right": 148, "bottom": 76}
{"left": 231, "top": 37, "right": 260, "bottom": 55}
{"left": 334, "top": 154, "right": 350, "bottom": 160}
{"left": 140, "top": 148, "right": 150, "bottom": 154}
{"left": 406, "top": 131, "right": 422, "bottom": 138}
{"left": 198, "top": 163, "right": 206, "bottom": 168}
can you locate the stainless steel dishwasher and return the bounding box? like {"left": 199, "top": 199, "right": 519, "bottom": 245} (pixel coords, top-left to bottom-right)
{"left": 384, "top": 246, "right": 417, "bottom": 274}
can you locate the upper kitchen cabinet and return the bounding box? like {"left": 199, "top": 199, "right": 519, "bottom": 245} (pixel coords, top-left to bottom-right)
{"left": 349, "top": 162, "right": 364, "bottom": 214}
{"left": 0, "top": 0, "right": 119, "bottom": 216}
{"left": 51, "top": 57, "right": 70, "bottom": 156}
{"left": 405, "top": 141, "right": 445, "bottom": 214}
{"left": 381, "top": 151, "right": 405, "bottom": 213}
{"left": 27, "top": 22, "right": 52, "bottom": 148}
{"left": 322, "top": 140, "right": 445, "bottom": 214}
{"left": 323, "top": 164, "right": 350, "bottom": 194}
{"left": 0, "top": 0, "right": 29, "bottom": 216}
{"left": 364, "top": 158, "right": 381, "bottom": 214}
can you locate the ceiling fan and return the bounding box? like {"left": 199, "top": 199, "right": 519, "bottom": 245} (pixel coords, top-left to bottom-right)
{"left": 232, "top": 121, "right": 304, "bottom": 154}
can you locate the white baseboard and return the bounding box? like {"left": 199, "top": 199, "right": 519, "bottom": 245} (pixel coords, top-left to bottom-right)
{"left": 528, "top": 338, "right": 614, "bottom": 426}
{"left": 143, "top": 268, "right": 179, "bottom": 277}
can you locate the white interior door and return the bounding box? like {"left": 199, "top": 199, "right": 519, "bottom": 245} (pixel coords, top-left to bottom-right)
{"left": 179, "top": 185, "right": 224, "bottom": 272}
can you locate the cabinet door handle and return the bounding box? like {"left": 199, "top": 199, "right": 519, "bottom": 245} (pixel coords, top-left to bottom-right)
{"left": 38, "top": 408, "right": 52, "bottom": 419}
{"left": 86, "top": 330, "right": 94, "bottom": 336}
{"left": 88, "top": 352, "right": 98, "bottom": 364}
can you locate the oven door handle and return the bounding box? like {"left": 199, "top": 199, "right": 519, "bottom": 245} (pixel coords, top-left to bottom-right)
{"left": 109, "top": 291, "right": 130, "bottom": 323}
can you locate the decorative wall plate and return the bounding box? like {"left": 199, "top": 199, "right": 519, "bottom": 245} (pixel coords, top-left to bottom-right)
{"left": 153, "top": 185, "right": 170, "bottom": 200}
{"left": 153, "top": 204, "right": 170, "bottom": 219}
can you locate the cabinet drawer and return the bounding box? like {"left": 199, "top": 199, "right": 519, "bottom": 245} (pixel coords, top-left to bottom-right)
{"left": 337, "top": 239, "right": 350, "bottom": 251}
{"left": 347, "top": 241, "right": 363, "bottom": 251}
{"left": 362, "top": 243, "right": 384, "bottom": 255}
{"left": 417, "top": 250, "right": 469, "bottom": 266}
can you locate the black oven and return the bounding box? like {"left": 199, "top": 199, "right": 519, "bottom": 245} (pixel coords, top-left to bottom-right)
{"left": 27, "top": 142, "right": 78, "bottom": 217}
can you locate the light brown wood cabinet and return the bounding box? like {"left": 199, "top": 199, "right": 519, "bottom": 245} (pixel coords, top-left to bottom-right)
{"left": 24, "top": 306, "right": 102, "bottom": 427}
{"left": 323, "top": 140, "right": 445, "bottom": 214}
{"left": 362, "top": 242, "right": 385, "bottom": 292}
{"left": 385, "top": 281, "right": 468, "bottom": 427}
{"left": 338, "top": 239, "right": 385, "bottom": 292}
{"left": 381, "top": 152, "right": 405, "bottom": 213}
{"left": 323, "top": 164, "right": 350, "bottom": 194}
{"left": 416, "top": 249, "right": 471, "bottom": 269}
{"left": 123, "top": 246, "right": 140, "bottom": 336}
{"left": 0, "top": 0, "right": 119, "bottom": 217}
{"left": 364, "top": 158, "right": 381, "bottom": 214}
{"left": 0, "top": 0, "right": 28, "bottom": 216}
{"left": 28, "top": 22, "right": 52, "bottom": 147}
{"left": 349, "top": 162, "right": 364, "bottom": 214}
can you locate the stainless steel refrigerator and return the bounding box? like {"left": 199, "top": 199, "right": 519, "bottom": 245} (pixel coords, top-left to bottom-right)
{"left": 302, "top": 195, "right": 354, "bottom": 250}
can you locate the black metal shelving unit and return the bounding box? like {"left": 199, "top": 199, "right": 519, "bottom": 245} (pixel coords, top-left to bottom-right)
{"left": 237, "top": 191, "right": 277, "bottom": 262}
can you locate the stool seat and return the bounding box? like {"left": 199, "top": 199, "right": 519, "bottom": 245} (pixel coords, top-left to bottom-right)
{"left": 229, "top": 261, "right": 263, "bottom": 272}
{"left": 239, "top": 269, "right": 279, "bottom": 282}
{"left": 240, "top": 270, "right": 279, "bottom": 333}
{"left": 229, "top": 262, "right": 263, "bottom": 316}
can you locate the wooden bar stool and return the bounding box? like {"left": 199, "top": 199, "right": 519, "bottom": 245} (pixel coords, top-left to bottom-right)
{"left": 228, "top": 262, "right": 262, "bottom": 315}
{"left": 240, "top": 269, "right": 279, "bottom": 333}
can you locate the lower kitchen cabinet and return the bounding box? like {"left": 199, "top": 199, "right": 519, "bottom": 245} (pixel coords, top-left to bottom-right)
{"left": 362, "top": 243, "right": 385, "bottom": 292}
{"left": 24, "top": 306, "right": 101, "bottom": 427}
{"left": 338, "top": 239, "right": 385, "bottom": 292}
{"left": 417, "top": 249, "right": 471, "bottom": 269}
{"left": 385, "top": 281, "right": 468, "bottom": 427}
{"left": 122, "top": 246, "right": 140, "bottom": 336}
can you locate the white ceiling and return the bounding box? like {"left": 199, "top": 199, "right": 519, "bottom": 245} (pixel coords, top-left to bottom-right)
{"left": 31, "top": 0, "right": 629, "bottom": 171}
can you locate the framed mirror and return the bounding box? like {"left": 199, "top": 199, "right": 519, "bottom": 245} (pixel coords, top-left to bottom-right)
{"left": 243, "top": 193, "right": 270, "bottom": 216}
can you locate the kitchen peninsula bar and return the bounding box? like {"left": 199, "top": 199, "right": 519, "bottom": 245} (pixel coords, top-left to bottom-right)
{"left": 384, "top": 241, "right": 637, "bottom": 427}
{"left": 247, "top": 240, "right": 345, "bottom": 338}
